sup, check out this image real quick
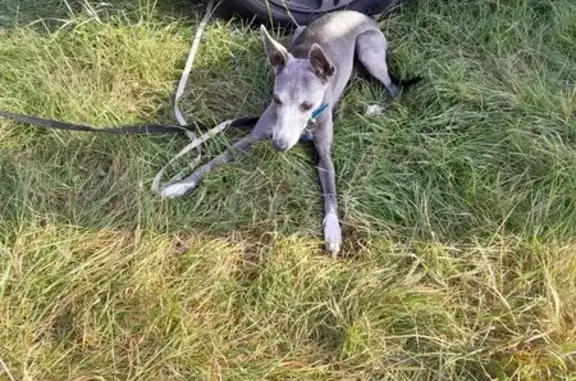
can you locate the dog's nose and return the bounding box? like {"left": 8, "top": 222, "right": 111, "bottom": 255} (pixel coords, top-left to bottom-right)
{"left": 272, "top": 140, "right": 289, "bottom": 152}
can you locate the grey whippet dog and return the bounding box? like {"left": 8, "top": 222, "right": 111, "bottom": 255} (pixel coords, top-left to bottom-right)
{"left": 166, "top": 10, "right": 420, "bottom": 254}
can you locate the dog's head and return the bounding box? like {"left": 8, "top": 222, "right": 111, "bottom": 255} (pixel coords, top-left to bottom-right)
{"left": 260, "top": 26, "right": 335, "bottom": 152}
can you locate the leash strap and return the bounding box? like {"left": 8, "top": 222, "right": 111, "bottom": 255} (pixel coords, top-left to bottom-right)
{"left": 0, "top": 110, "right": 258, "bottom": 135}
{"left": 0, "top": 110, "right": 195, "bottom": 136}
{"left": 0, "top": 109, "right": 258, "bottom": 195}
{"left": 0, "top": 1, "right": 253, "bottom": 199}
{"left": 173, "top": 0, "right": 217, "bottom": 128}
{"left": 152, "top": 0, "right": 221, "bottom": 196}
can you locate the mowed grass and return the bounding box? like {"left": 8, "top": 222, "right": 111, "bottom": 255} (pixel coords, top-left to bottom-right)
{"left": 0, "top": 0, "right": 575, "bottom": 379}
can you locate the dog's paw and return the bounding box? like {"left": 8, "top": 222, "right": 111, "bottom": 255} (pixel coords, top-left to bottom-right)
{"left": 323, "top": 212, "right": 342, "bottom": 255}
{"left": 160, "top": 181, "right": 196, "bottom": 198}
{"left": 160, "top": 172, "right": 203, "bottom": 198}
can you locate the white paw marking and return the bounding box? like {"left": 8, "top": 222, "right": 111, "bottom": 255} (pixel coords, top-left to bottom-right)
{"left": 323, "top": 212, "right": 342, "bottom": 254}
{"left": 160, "top": 181, "right": 196, "bottom": 198}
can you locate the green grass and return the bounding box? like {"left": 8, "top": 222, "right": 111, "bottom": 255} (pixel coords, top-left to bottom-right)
{"left": 1, "top": 0, "right": 575, "bottom": 379}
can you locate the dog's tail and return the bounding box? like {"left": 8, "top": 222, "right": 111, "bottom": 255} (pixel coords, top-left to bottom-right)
{"left": 389, "top": 72, "right": 423, "bottom": 88}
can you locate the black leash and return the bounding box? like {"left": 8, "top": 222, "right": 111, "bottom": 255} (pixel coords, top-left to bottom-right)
{"left": 0, "top": 110, "right": 259, "bottom": 135}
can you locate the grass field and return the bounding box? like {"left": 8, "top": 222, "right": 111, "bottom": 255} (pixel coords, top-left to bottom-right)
{"left": 1, "top": 0, "right": 575, "bottom": 379}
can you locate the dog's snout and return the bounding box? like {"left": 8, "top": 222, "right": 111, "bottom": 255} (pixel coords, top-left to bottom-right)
{"left": 272, "top": 139, "right": 289, "bottom": 152}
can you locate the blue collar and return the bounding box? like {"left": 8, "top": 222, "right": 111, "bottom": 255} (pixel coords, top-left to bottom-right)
{"left": 311, "top": 103, "right": 329, "bottom": 122}
{"left": 301, "top": 103, "right": 329, "bottom": 142}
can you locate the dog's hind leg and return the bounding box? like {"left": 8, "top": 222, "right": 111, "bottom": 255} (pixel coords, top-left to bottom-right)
{"left": 355, "top": 30, "right": 399, "bottom": 98}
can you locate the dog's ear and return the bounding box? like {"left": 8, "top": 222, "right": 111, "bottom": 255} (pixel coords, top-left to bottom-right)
{"left": 260, "top": 25, "right": 289, "bottom": 71}
{"left": 309, "top": 43, "right": 335, "bottom": 82}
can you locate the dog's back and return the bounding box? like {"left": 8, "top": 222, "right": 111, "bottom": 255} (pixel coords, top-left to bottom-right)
{"left": 290, "top": 11, "right": 380, "bottom": 60}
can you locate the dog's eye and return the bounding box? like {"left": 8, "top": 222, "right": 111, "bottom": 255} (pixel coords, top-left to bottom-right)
{"left": 273, "top": 94, "right": 282, "bottom": 105}
{"left": 300, "top": 102, "right": 313, "bottom": 111}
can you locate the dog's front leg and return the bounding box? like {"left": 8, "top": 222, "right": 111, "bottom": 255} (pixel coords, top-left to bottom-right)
{"left": 160, "top": 134, "right": 260, "bottom": 198}
{"left": 161, "top": 107, "right": 275, "bottom": 198}
{"left": 313, "top": 111, "right": 342, "bottom": 255}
